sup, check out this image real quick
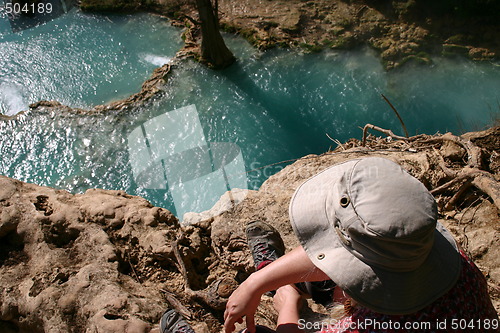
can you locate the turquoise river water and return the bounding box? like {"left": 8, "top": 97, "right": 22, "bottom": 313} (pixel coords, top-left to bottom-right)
{"left": 1, "top": 10, "right": 499, "bottom": 219}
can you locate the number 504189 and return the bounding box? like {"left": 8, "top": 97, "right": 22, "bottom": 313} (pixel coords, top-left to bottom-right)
{"left": 5, "top": 2, "right": 53, "bottom": 15}
{"left": 451, "top": 318, "right": 499, "bottom": 330}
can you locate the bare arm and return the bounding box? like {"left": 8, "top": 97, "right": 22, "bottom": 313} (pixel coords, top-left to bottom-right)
{"left": 224, "top": 246, "right": 329, "bottom": 333}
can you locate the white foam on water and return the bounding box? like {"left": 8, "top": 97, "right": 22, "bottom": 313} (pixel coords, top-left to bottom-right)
{"left": 141, "top": 53, "right": 171, "bottom": 66}
{"left": 0, "top": 83, "right": 27, "bottom": 116}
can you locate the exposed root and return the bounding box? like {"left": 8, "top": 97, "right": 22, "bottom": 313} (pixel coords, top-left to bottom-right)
{"left": 430, "top": 170, "right": 491, "bottom": 195}
{"left": 432, "top": 147, "right": 457, "bottom": 178}
{"left": 471, "top": 175, "right": 500, "bottom": 209}
{"left": 444, "top": 179, "right": 473, "bottom": 211}
{"left": 361, "top": 125, "right": 500, "bottom": 212}
{"left": 417, "top": 132, "right": 484, "bottom": 169}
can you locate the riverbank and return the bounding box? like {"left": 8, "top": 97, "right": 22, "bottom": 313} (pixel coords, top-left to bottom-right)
{"left": 3, "top": 0, "right": 498, "bottom": 117}
{"left": 0, "top": 126, "right": 498, "bottom": 332}
{"left": 80, "top": 0, "right": 500, "bottom": 70}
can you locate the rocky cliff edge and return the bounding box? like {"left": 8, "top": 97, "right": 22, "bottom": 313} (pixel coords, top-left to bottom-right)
{"left": 0, "top": 126, "right": 499, "bottom": 332}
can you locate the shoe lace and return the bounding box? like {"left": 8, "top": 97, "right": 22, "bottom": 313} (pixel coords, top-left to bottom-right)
{"left": 252, "top": 240, "right": 277, "bottom": 264}
{"left": 175, "top": 323, "right": 195, "bottom": 333}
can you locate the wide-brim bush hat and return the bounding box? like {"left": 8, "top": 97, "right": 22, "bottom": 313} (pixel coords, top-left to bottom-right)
{"left": 289, "top": 157, "right": 461, "bottom": 314}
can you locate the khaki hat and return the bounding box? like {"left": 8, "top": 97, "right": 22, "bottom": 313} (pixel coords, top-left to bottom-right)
{"left": 289, "top": 157, "right": 461, "bottom": 314}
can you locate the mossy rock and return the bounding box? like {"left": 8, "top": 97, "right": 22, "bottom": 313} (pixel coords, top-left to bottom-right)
{"left": 328, "top": 35, "right": 356, "bottom": 49}
{"left": 321, "top": 39, "right": 334, "bottom": 48}
{"left": 238, "top": 28, "right": 259, "bottom": 46}
{"left": 300, "top": 42, "right": 323, "bottom": 53}
{"left": 442, "top": 44, "right": 471, "bottom": 57}
{"left": 446, "top": 34, "right": 467, "bottom": 44}
{"left": 220, "top": 22, "right": 238, "bottom": 34}
{"left": 399, "top": 54, "right": 432, "bottom": 67}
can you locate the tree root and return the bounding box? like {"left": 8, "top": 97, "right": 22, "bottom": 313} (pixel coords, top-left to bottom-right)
{"left": 416, "top": 132, "right": 484, "bottom": 169}
{"left": 444, "top": 179, "right": 473, "bottom": 210}
{"left": 471, "top": 175, "right": 500, "bottom": 209}
{"left": 361, "top": 124, "right": 500, "bottom": 211}
{"left": 432, "top": 147, "right": 457, "bottom": 178}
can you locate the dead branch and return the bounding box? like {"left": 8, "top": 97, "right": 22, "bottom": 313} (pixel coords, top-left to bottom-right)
{"left": 126, "top": 252, "right": 141, "bottom": 284}
{"left": 381, "top": 94, "right": 409, "bottom": 138}
{"left": 171, "top": 240, "right": 191, "bottom": 288}
{"left": 362, "top": 124, "right": 408, "bottom": 146}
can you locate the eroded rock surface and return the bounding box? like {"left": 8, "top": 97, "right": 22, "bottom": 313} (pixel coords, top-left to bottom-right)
{"left": 0, "top": 181, "right": 180, "bottom": 332}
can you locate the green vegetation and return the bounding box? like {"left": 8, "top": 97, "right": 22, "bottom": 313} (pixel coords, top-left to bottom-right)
{"left": 238, "top": 28, "right": 259, "bottom": 47}
{"left": 300, "top": 42, "right": 322, "bottom": 53}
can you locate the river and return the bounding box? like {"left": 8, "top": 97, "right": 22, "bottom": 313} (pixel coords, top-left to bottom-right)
{"left": 1, "top": 10, "right": 499, "bottom": 219}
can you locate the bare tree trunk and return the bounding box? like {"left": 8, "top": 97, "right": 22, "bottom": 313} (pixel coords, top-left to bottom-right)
{"left": 194, "top": 0, "right": 235, "bottom": 69}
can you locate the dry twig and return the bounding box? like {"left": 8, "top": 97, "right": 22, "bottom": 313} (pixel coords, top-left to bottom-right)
{"left": 326, "top": 133, "right": 345, "bottom": 151}
{"left": 381, "top": 94, "right": 409, "bottom": 138}
{"left": 126, "top": 252, "right": 141, "bottom": 284}
{"left": 362, "top": 124, "right": 408, "bottom": 146}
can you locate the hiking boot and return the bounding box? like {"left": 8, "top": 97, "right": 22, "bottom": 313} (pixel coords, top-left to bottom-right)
{"left": 160, "top": 309, "right": 195, "bottom": 333}
{"left": 246, "top": 220, "right": 285, "bottom": 270}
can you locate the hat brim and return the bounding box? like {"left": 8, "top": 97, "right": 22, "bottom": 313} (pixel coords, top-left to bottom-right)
{"left": 289, "top": 159, "right": 462, "bottom": 315}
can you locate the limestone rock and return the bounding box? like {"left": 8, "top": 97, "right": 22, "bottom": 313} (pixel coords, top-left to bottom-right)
{"left": 0, "top": 177, "right": 179, "bottom": 332}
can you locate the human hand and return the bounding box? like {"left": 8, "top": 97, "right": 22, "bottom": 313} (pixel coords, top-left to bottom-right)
{"left": 273, "top": 285, "right": 304, "bottom": 330}
{"left": 224, "top": 277, "right": 262, "bottom": 333}
{"left": 273, "top": 285, "right": 303, "bottom": 314}
{"left": 225, "top": 246, "right": 326, "bottom": 332}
